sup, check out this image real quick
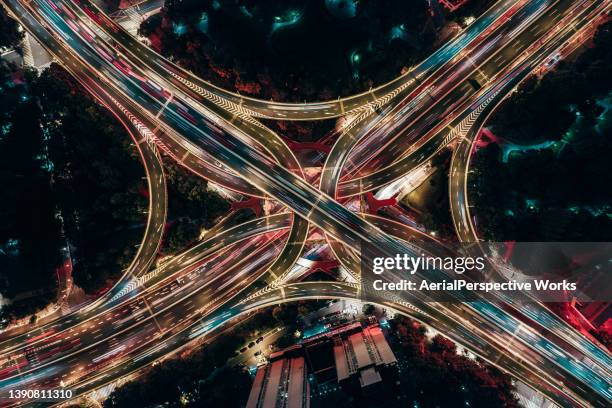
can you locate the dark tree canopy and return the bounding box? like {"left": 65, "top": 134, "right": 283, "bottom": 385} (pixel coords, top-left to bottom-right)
{"left": 0, "top": 62, "right": 61, "bottom": 323}
{"left": 34, "top": 65, "right": 147, "bottom": 294}
{"left": 491, "top": 21, "right": 612, "bottom": 144}
{"left": 140, "top": 0, "right": 439, "bottom": 101}
{"left": 162, "top": 161, "right": 229, "bottom": 253}
{"left": 0, "top": 5, "right": 23, "bottom": 50}
{"left": 390, "top": 316, "right": 520, "bottom": 408}
{"left": 103, "top": 310, "right": 275, "bottom": 408}
{"left": 0, "top": 61, "right": 146, "bottom": 324}
{"left": 472, "top": 21, "right": 612, "bottom": 242}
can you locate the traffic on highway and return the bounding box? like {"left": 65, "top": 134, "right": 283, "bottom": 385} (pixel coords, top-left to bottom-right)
{"left": 0, "top": 0, "right": 610, "bottom": 406}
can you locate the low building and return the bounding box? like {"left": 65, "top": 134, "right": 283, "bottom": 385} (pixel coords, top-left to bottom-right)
{"left": 246, "top": 321, "right": 398, "bottom": 407}
{"left": 246, "top": 355, "right": 310, "bottom": 408}
{"left": 333, "top": 324, "right": 397, "bottom": 391}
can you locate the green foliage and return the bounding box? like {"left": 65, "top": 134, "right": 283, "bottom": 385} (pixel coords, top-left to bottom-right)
{"left": 391, "top": 316, "right": 520, "bottom": 407}
{"left": 104, "top": 313, "right": 262, "bottom": 408}
{"left": 271, "top": 301, "right": 316, "bottom": 325}
{"left": 197, "top": 366, "right": 252, "bottom": 407}
{"left": 362, "top": 303, "right": 375, "bottom": 315}
{"left": 140, "top": 0, "right": 437, "bottom": 101}
{"left": 164, "top": 161, "right": 229, "bottom": 225}
{"left": 472, "top": 130, "right": 612, "bottom": 241}
{"left": 272, "top": 304, "right": 295, "bottom": 325}
{"left": 165, "top": 221, "right": 200, "bottom": 253}
{"left": 0, "top": 62, "right": 61, "bottom": 322}
{"left": 472, "top": 22, "right": 612, "bottom": 242}
{"left": 491, "top": 75, "right": 575, "bottom": 144}
{"left": 491, "top": 21, "right": 612, "bottom": 144}
{"left": 0, "top": 5, "right": 23, "bottom": 50}
{"left": 0, "top": 61, "right": 146, "bottom": 323}
{"left": 418, "top": 148, "right": 453, "bottom": 236}
{"left": 137, "top": 13, "right": 161, "bottom": 38}
{"left": 163, "top": 161, "right": 229, "bottom": 253}
{"left": 33, "top": 65, "right": 146, "bottom": 293}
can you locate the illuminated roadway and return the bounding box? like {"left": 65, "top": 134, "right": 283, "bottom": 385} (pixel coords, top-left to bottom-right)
{"left": 7, "top": 0, "right": 608, "bottom": 378}
{"left": 0, "top": 0, "right": 610, "bottom": 406}
{"left": 63, "top": 0, "right": 527, "bottom": 121}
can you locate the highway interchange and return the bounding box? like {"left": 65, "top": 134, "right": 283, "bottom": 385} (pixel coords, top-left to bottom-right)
{"left": 0, "top": 0, "right": 611, "bottom": 406}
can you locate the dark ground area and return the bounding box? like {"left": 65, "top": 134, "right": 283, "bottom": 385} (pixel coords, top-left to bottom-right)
{"left": 139, "top": 0, "right": 467, "bottom": 102}
{"left": 136, "top": 0, "right": 498, "bottom": 143}
{"left": 402, "top": 147, "right": 454, "bottom": 238}
{"left": 471, "top": 21, "right": 612, "bottom": 242}
{"left": 161, "top": 161, "right": 230, "bottom": 254}
{"left": 103, "top": 302, "right": 518, "bottom": 408}
{"left": 304, "top": 315, "right": 519, "bottom": 408}
{"left": 40, "top": 65, "right": 148, "bottom": 294}
{"left": 0, "top": 59, "right": 146, "bottom": 323}
{"left": 102, "top": 301, "right": 321, "bottom": 408}
{"left": 0, "top": 6, "right": 233, "bottom": 323}
{"left": 0, "top": 65, "right": 61, "bottom": 322}
{"left": 389, "top": 316, "right": 519, "bottom": 408}
{"left": 0, "top": 4, "right": 23, "bottom": 50}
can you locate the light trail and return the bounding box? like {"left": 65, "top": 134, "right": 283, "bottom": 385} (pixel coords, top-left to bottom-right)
{"left": 0, "top": 0, "right": 609, "bottom": 406}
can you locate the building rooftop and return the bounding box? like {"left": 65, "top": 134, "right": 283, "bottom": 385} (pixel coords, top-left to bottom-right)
{"left": 333, "top": 324, "right": 397, "bottom": 385}
{"left": 247, "top": 356, "right": 310, "bottom": 408}
{"left": 249, "top": 321, "right": 396, "bottom": 405}
{"left": 359, "top": 367, "right": 382, "bottom": 388}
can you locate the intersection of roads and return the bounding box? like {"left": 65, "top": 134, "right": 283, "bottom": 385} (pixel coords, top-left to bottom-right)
{"left": 0, "top": 0, "right": 611, "bottom": 406}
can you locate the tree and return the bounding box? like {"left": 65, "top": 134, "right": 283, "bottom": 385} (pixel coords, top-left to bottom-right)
{"left": 32, "top": 65, "right": 146, "bottom": 294}
{"left": 197, "top": 367, "right": 251, "bottom": 407}
{"left": 165, "top": 221, "right": 200, "bottom": 253}
{"left": 138, "top": 0, "right": 441, "bottom": 102}
{"left": 471, "top": 21, "right": 612, "bottom": 242}
{"left": 362, "top": 303, "right": 375, "bottom": 315}
{"left": 429, "top": 334, "right": 456, "bottom": 354}
{"left": 0, "top": 61, "right": 148, "bottom": 314}
{"left": 164, "top": 161, "right": 229, "bottom": 226}
{"left": 0, "top": 63, "right": 62, "bottom": 322}
{"left": 105, "top": 315, "right": 259, "bottom": 408}
{"left": 0, "top": 6, "right": 24, "bottom": 50}
{"left": 392, "top": 317, "right": 520, "bottom": 407}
